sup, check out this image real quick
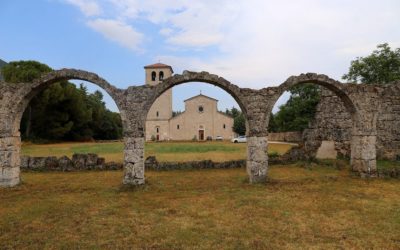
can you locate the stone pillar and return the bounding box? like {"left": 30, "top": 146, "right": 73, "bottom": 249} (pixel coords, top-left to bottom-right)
{"left": 0, "top": 136, "right": 21, "bottom": 187}
{"left": 122, "top": 137, "right": 145, "bottom": 185}
{"left": 350, "top": 134, "right": 377, "bottom": 177}
{"left": 247, "top": 136, "right": 268, "bottom": 183}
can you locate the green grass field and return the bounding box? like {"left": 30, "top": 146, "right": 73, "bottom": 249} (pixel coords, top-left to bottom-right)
{"left": 1, "top": 165, "right": 399, "bottom": 249}
{"left": 22, "top": 141, "right": 293, "bottom": 162}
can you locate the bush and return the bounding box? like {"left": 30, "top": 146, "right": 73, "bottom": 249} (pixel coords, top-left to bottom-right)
{"left": 268, "top": 151, "right": 279, "bottom": 158}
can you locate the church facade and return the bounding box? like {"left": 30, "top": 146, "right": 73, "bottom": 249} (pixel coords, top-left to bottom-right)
{"left": 144, "top": 63, "right": 234, "bottom": 141}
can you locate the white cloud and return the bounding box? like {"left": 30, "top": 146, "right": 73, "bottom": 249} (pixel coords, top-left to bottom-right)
{"left": 65, "top": 0, "right": 400, "bottom": 87}
{"left": 87, "top": 18, "right": 144, "bottom": 52}
{"left": 159, "top": 28, "right": 173, "bottom": 36}
{"left": 65, "top": 0, "right": 101, "bottom": 16}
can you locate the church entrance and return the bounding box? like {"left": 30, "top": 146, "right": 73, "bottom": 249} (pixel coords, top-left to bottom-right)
{"left": 198, "top": 130, "right": 204, "bottom": 141}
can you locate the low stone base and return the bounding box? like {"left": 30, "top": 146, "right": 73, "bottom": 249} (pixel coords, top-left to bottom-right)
{"left": 247, "top": 136, "right": 268, "bottom": 183}
{"left": 0, "top": 166, "right": 20, "bottom": 187}
{"left": 351, "top": 159, "right": 377, "bottom": 177}
{"left": 351, "top": 135, "right": 377, "bottom": 177}
{"left": 123, "top": 137, "right": 145, "bottom": 185}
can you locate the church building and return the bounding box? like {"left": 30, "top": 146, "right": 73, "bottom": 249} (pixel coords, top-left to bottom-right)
{"left": 144, "top": 63, "right": 234, "bottom": 141}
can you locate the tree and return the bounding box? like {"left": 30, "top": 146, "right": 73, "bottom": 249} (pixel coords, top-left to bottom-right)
{"left": 225, "top": 107, "right": 246, "bottom": 135}
{"left": 1, "top": 60, "right": 52, "bottom": 83}
{"left": 1, "top": 60, "right": 122, "bottom": 141}
{"left": 225, "top": 107, "right": 240, "bottom": 118}
{"left": 233, "top": 113, "right": 246, "bottom": 135}
{"left": 342, "top": 43, "right": 400, "bottom": 84}
{"left": 271, "top": 84, "right": 321, "bottom": 132}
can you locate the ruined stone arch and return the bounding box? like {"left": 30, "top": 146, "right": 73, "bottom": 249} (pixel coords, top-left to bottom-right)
{"left": 13, "top": 69, "right": 127, "bottom": 136}
{"left": 143, "top": 71, "right": 250, "bottom": 121}
{"left": 269, "top": 73, "right": 357, "bottom": 118}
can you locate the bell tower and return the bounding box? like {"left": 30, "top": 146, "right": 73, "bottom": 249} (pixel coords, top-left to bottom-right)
{"left": 144, "top": 63, "right": 173, "bottom": 86}
{"left": 144, "top": 63, "right": 173, "bottom": 141}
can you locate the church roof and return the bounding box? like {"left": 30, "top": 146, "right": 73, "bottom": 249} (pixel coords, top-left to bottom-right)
{"left": 144, "top": 63, "right": 174, "bottom": 73}
{"left": 184, "top": 94, "right": 218, "bottom": 103}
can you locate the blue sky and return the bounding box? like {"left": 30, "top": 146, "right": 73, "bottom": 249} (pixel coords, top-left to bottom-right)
{"left": 1, "top": 0, "right": 399, "bottom": 112}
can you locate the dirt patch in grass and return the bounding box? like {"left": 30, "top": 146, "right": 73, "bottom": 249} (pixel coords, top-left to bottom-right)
{"left": 1, "top": 165, "right": 399, "bottom": 249}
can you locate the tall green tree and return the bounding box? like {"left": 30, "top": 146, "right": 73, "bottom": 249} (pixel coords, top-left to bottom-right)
{"left": 233, "top": 113, "right": 246, "bottom": 135}
{"left": 342, "top": 43, "right": 400, "bottom": 84}
{"left": 1, "top": 60, "right": 122, "bottom": 141}
{"left": 271, "top": 84, "right": 321, "bottom": 132}
{"left": 225, "top": 107, "right": 246, "bottom": 135}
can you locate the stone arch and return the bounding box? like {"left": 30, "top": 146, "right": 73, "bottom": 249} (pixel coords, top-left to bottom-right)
{"left": 267, "top": 73, "right": 379, "bottom": 177}
{"left": 0, "top": 69, "right": 128, "bottom": 187}
{"left": 13, "top": 69, "right": 126, "bottom": 136}
{"left": 270, "top": 73, "right": 357, "bottom": 117}
{"left": 143, "top": 71, "right": 249, "bottom": 120}
{"left": 135, "top": 70, "right": 265, "bottom": 183}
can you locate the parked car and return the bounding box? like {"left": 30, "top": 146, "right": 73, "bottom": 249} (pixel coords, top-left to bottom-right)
{"left": 231, "top": 135, "right": 247, "bottom": 143}
{"left": 215, "top": 136, "right": 223, "bottom": 141}
{"left": 206, "top": 136, "right": 213, "bottom": 141}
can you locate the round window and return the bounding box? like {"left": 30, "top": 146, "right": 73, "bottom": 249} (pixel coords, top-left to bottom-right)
{"left": 198, "top": 106, "right": 204, "bottom": 113}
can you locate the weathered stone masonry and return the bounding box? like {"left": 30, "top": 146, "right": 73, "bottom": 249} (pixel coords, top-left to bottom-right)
{"left": 304, "top": 83, "right": 400, "bottom": 161}
{"left": 0, "top": 69, "right": 394, "bottom": 187}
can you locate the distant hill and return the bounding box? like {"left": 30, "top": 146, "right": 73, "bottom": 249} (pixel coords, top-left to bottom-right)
{"left": 0, "top": 59, "right": 7, "bottom": 81}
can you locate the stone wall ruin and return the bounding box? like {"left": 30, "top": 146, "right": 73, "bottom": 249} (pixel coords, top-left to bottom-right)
{"left": 0, "top": 68, "right": 396, "bottom": 187}
{"left": 304, "top": 85, "right": 400, "bottom": 161}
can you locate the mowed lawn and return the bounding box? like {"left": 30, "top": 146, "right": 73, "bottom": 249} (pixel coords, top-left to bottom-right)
{"left": 1, "top": 166, "right": 400, "bottom": 249}
{"left": 21, "top": 141, "right": 293, "bottom": 162}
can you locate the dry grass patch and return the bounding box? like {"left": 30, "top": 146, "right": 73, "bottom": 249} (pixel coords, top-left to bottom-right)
{"left": 1, "top": 165, "right": 399, "bottom": 249}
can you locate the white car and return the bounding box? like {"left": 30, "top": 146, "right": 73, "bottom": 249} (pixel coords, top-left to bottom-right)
{"left": 215, "top": 136, "right": 223, "bottom": 141}
{"left": 231, "top": 136, "right": 247, "bottom": 143}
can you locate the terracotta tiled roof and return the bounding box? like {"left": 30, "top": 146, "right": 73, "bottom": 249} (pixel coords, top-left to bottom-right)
{"left": 144, "top": 63, "right": 174, "bottom": 73}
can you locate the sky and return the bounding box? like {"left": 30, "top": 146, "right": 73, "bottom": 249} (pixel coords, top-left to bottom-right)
{"left": 1, "top": 0, "right": 399, "bottom": 113}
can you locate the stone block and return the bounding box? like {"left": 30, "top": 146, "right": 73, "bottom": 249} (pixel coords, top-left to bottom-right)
{"left": 123, "top": 161, "right": 145, "bottom": 185}
{"left": 72, "top": 154, "right": 87, "bottom": 170}
{"left": 20, "top": 156, "right": 30, "bottom": 169}
{"left": 58, "top": 156, "right": 73, "bottom": 171}
{"left": 351, "top": 135, "right": 376, "bottom": 160}
{"left": 30, "top": 157, "right": 47, "bottom": 170}
{"left": 45, "top": 157, "right": 59, "bottom": 170}
{"left": 124, "top": 149, "right": 144, "bottom": 163}
{"left": 0, "top": 151, "right": 20, "bottom": 167}
{"left": 86, "top": 153, "right": 98, "bottom": 168}
{"left": 124, "top": 137, "right": 144, "bottom": 150}
{"left": 351, "top": 159, "right": 377, "bottom": 176}
{"left": 0, "top": 166, "right": 20, "bottom": 187}
{"left": 0, "top": 137, "right": 21, "bottom": 151}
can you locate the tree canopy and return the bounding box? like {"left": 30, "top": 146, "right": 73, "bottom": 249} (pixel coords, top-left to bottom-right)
{"left": 271, "top": 43, "right": 400, "bottom": 133}
{"left": 342, "top": 43, "right": 400, "bottom": 84}
{"left": 269, "top": 84, "right": 321, "bottom": 132}
{"left": 1, "top": 60, "right": 122, "bottom": 142}
{"left": 225, "top": 107, "right": 246, "bottom": 135}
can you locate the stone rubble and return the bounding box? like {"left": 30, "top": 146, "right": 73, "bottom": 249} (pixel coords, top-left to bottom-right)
{"left": 20, "top": 154, "right": 122, "bottom": 171}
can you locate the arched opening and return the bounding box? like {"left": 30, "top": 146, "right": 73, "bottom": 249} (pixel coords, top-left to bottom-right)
{"left": 151, "top": 71, "right": 156, "bottom": 81}
{"left": 144, "top": 74, "right": 249, "bottom": 165}
{"left": 159, "top": 71, "right": 164, "bottom": 81}
{"left": 268, "top": 74, "right": 358, "bottom": 170}
{"left": 15, "top": 70, "right": 125, "bottom": 178}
